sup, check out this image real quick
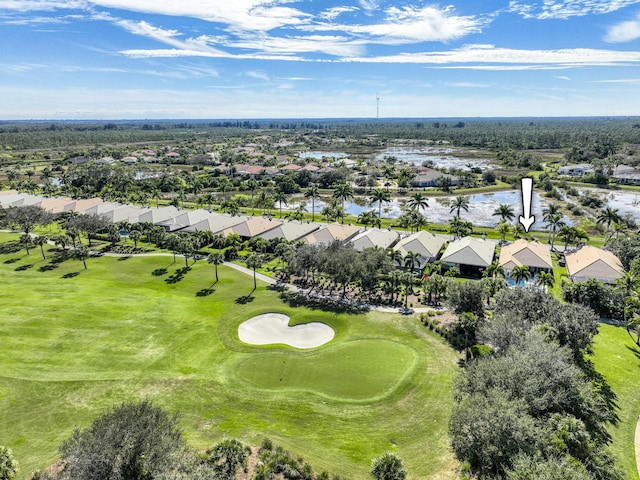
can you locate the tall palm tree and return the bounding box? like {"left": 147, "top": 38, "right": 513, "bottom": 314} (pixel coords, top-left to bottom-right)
{"left": 245, "top": 252, "right": 264, "bottom": 290}
{"left": 304, "top": 183, "right": 320, "bottom": 222}
{"left": 496, "top": 221, "right": 510, "bottom": 243}
{"left": 545, "top": 213, "right": 565, "bottom": 250}
{"left": 536, "top": 271, "right": 555, "bottom": 291}
{"left": 484, "top": 261, "right": 505, "bottom": 279}
{"left": 403, "top": 251, "right": 421, "bottom": 273}
{"left": 207, "top": 252, "right": 224, "bottom": 283}
{"left": 246, "top": 179, "right": 259, "bottom": 215}
{"left": 450, "top": 195, "right": 470, "bottom": 218}
{"left": 369, "top": 188, "right": 391, "bottom": 219}
{"left": 255, "top": 190, "right": 273, "bottom": 215}
{"left": 492, "top": 203, "right": 515, "bottom": 223}
{"left": 406, "top": 192, "right": 429, "bottom": 213}
{"left": 273, "top": 191, "right": 289, "bottom": 219}
{"left": 332, "top": 182, "right": 354, "bottom": 211}
{"left": 596, "top": 207, "right": 621, "bottom": 232}
{"left": 35, "top": 234, "right": 48, "bottom": 259}
{"left": 388, "top": 248, "right": 404, "bottom": 268}
{"left": 509, "top": 265, "right": 531, "bottom": 285}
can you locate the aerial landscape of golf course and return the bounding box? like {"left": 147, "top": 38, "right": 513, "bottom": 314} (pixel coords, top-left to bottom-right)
{"left": 0, "top": 231, "right": 460, "bottom": 478}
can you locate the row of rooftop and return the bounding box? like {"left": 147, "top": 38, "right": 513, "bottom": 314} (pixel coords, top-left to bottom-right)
{"left": 0, "top": 190, "right": 624, "bottom": 285}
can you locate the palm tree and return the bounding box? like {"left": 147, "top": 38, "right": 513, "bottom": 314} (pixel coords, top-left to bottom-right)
{"left": 403, "top": 251, "right": 421, "bottom": 273}
{"left": 304, "top": 183, "right": 320, "bottom": 222}
{"left": 370, "top": 188, "right": 391, "bottom": 219}
{"left": 509, "top": 265, "right": 531, "bottom": 285}
{"left": 207, "top": 252, "right": 224, "bottom": 283}
{"left": 388, "top": 248, "right": 404, "bottom": 268}
{"left": 201, "top": 193, "right": 216, "bottom": 213}
{"left": 484, "top": 261, "right": 505, "bottom": 279}
{"left": 75, "top": 245, "right": 89, "bottom": 269}
{"left": 449, "top": 216, "right": 473, "bottom": 240}
{"left": 246, "top": 179, "right": 259, "bottom": 215}
{"left": 450, "top": 195, "right": 470, "bottom": 218}
{"left": 596, "top": 207, "right": 621, "bottom": 232}
{"left": 536, "top": 271, "right": 555, "bottom": 291}
{"left": 129, "top": 230, "right": 142, "bottom": 249}
{"left": 273, "top": 191, "right": 289, "bottom": 218}
{"left": 545, "top": 213, "right": 565, "bottom": 250}
{"left": 245, "top": 252, "right": 264, "bottom": 290}
{"left": 406, "top": 192, "right": 429, "bottom": 213}
{"left": 34, "top": 235, "right": 49, "bottom": 260}
{"left": 255, "top": 190, "right": 273, "bottom": 215}
{"left": 492, "top": 204, "right": 515, "bottom": 223}
{"left": 496, "top": 221, "right": 510, "bottom": 243}
{"left": 332, "top": 182, "right": 354, "bottom": 211}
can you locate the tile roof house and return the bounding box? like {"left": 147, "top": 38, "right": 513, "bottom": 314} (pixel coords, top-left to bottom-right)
{"left": 565, "top": 245, "right": 625, "bottom": 284}
{"left": 279, "top": 164, "right": 302, "bottom": 173}
{"left": 37, "top": 197, "right": 74, "bottom": 214}
{"left": 137, "top": 206, "right": 181, "bottom": 225}
{"left": 157, "top": 209, "right": 212, "bottom": 232}
{"left": 349, "top": 228, "right": 400, "bottom": 252}
{"left": 183, "top": 212, "right": 246, "bottom": 234}
{"left": 393, "top": 231, "right": 446, "bottom": 268}
{"left": 221, "top": 216, "right": 282, "bottom": 239}
{"left": 302, "top": 222, "right": 361, "bottom": 245}
{"left": 441, "top": 236, "right": 496, "bottom": 275}
{"left": 498, "top": 239, "right": 553, "bottom": 275}
{"left": 258, "top": 220, "right": 322, "bottom": 242}
{"left": 62, "top": 198, "right": 104, "bottom": 213}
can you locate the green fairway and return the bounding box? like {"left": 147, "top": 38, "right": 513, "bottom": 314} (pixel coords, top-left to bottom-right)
{"left": 235, "top": 339, "right": 418, "bottom": 402}
{"left": 0, "top": 232, "right": 459, "bottom": 479}
{"left": 591, "top": 323, "right": 640, "bottom": 480}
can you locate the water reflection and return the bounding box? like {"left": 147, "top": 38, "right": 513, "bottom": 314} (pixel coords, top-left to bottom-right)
{"left": 290, "top": 190, "right": 572, "bottom": 228}
{"left": 372, "top": 147, "right": 495, "bottom": 171}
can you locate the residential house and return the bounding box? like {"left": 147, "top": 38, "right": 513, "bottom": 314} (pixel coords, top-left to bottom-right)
{"left": 499, "top": 239, "right": 553, "bottom": 277}
{"left": 441, "top": 236, "right": 496, "bottom": 276}
{"left": 393, "top": 231, "right": 446, "bottom": 269}
{"left": 302, "top": 222, "right": 361, "bottom": 246}
{"left": 565, "top": 245, "right": 624, "bottom": 284}
{"left": 349, "top": 228, "right": 400, "bottom": 252}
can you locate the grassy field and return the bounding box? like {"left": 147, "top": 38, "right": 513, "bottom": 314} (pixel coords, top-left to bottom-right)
{"left": 591, "top": 323, "right": 640, "bottom": 480}
{"left": 0, "top": 232, "right": 460, "bottom": 479}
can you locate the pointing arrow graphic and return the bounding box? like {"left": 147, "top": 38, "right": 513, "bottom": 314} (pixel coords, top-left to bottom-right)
{"left": 519, "top": 177, "right": 535, "bottom": 232}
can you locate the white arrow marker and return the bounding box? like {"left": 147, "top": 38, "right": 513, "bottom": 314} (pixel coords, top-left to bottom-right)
{"left": 519, "top": 177, "right": 535, "bottom": 232}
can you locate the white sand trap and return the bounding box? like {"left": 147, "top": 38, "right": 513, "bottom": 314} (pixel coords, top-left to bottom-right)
{"left": 238, "top": 313, "right": 335, "bottom": 349}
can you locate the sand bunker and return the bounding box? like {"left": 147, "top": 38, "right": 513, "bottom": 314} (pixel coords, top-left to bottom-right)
{"left": 238, "top": 313, "right": 334, "bottom": 349}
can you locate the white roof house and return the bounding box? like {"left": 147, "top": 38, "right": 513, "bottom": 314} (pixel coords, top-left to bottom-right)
{"left": 441, "top": 237, "right": 496, "bottom": 269}
{"left": 183, "top": 212, "right": 246, "bottom": 234}
{"left": 302, "top": 222, "right": 361, "bottom": 245}
{"left": 157, "top": 209, "right": 212, "bottom": 232}
{"left": 350, "top": 228, "right": 400, "bottom": 252}
{"left": 393, "top": 231, "right": 446, "bottom": 268}
{"left": 258, "top": 221, "right": 323, "bottom": 242}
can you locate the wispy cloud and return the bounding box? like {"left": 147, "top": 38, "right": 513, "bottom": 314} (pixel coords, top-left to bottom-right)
{"left": 307, "top": 5, "right": 485, "bottom": 44}
{"left": 508, "top": 0, "right": 640, "bottom": 19}
{"left": 449, "top": 82, "right": 491, "bottom": 88}
{"left": 246, "top": 70, "right": 269, "bottom": 81}
{"left": 319, "top": 6, "right": 358, "bottom": 21}
{"left": 358, "top": 0, "right": 380, "bottom": 16}
{"left": 346, "top": 44, "right": 640, "bottom": 66}
{"left": 605, "top": 15, "right": 640, "bottom": 43}
{"left": 594, "top": 78, "right": 640, "bottom": 84}
{"left": 555, "top": 75, "right": 571, "bottom": 80}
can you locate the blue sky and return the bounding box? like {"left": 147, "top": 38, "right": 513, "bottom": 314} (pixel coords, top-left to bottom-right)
{"left": 2, "top": 0, "right": 640, "bottom": 119}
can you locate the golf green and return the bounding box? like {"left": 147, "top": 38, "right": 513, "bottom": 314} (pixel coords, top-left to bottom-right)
{"left": 235, "top": 339, "right": 418, "bottom": 401}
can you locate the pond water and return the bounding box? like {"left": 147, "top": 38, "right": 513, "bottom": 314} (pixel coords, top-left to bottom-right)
{"left": 372, "top": 147, "right": 495, "bottom": 171}
{"left": 299, "top": 151, "right": 349, "bottom": 160}
{"left": 290, "top": 190, "right": 571, "bottom": 228}
{"left": 576, "top": 187, "right": 640, "bottom": 222}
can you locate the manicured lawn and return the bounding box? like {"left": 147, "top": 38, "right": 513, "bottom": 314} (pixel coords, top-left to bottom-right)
{"left": 0, "top": 232, "right": 460, "bottom": 479}
{"left": 591, "top": 323, "right": 640, "bottom": 480}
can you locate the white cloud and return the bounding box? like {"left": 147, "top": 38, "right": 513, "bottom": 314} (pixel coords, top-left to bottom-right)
{"left": 319, "top": 6, "right": 358, "bottom": 21}
{"left": 449, "top": 82, "right": 491, "bottom": 88}
{"left": 345, "top": 44, "right": 640, "bottom": 66}
{"left": 0, "top": 1, "right": 87, "bottom": 12}
{"left": 555, "top": 75, "right": 571, "bottom": 80}
{"left": 307, "top": 5, "right": 484, "bottom": 44}
{"left": 509, "top": 0, "right": 640, "bottom": 19}
{"left": 594, "top": 78, "right": 640, "bottom": 83}
{"left": 605, "top": 15, "right": 640, "bottom": 43}
{"left": 246, "top": 70, "right": 269, "bottom": 81}
{"left": 358, "top": 0, "right": 380, "bottom": 16}
{"left": 86, "top": 0, "right": 311, "bottom": 32}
